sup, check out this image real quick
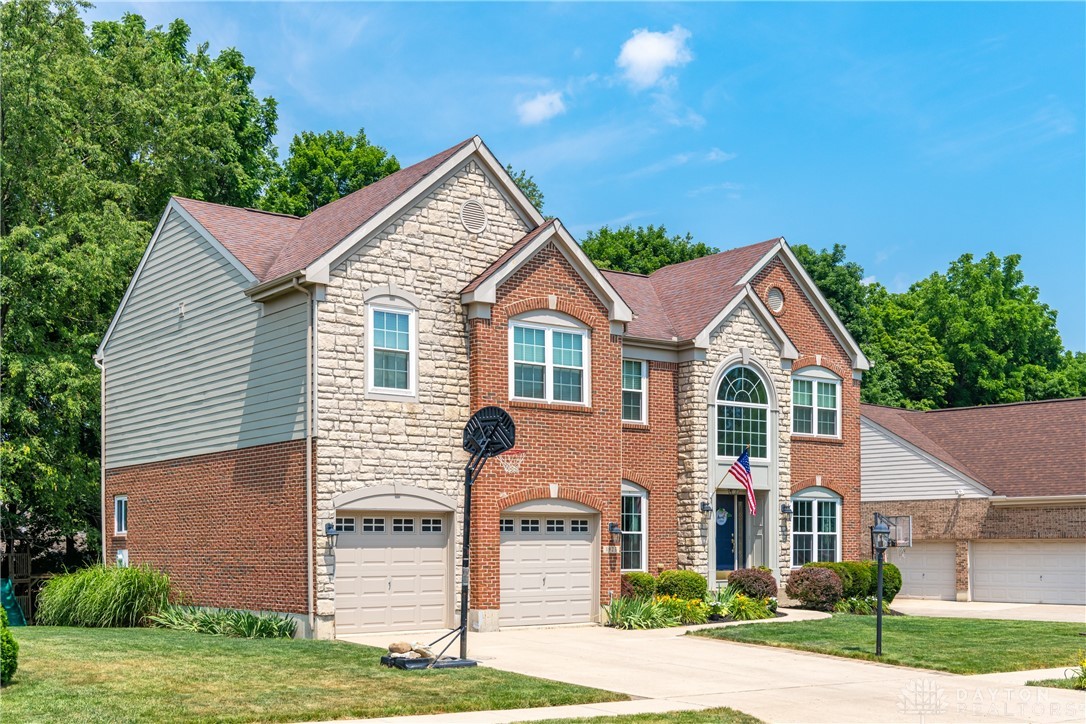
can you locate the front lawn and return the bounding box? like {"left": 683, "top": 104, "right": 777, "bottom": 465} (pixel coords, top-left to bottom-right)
{"left": 692, "top": 615, "right": 1086, "bottom": 674}
{"left": 1027, "top": 678, "right": 1085, "bottom": 691}
{"left": 526, "top": 708, "right": 762, "bottom": 724}
{"left": 2, "top": 627, "right": 626, "bottom": 723}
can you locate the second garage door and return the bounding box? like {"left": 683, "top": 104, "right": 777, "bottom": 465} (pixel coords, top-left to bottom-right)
{"left": 334, "top": 513, "right": 450, "bottom": 635}
{"left": 500, "top": 514, "right": 596, "bottom": 627}
{"left": 889, "top": 541, "right": 957, "bottom": 600}
{"left": 973, "top": 540, "right": 1086, "bottom": 605}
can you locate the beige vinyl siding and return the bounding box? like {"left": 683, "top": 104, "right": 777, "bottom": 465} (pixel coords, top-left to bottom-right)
{"left": 103, "top": 210, "right": 307, "bottom": 468}
{"left": 860, "top": 420, "right": 987, "bottom": 501}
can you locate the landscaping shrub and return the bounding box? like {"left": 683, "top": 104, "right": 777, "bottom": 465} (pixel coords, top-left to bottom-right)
{"left": 785, "top": 566, "right": 843, "bottom": 611}
{"left": 707, "top": 584, "right": 739, "bottom": 619}
{"left": 621, "top": 572, "right": 656, "bottom": 599}
{"left": 149, "top": 605, "right": 297, "bottom": 638}
{"left": 807, "top": 562, "right": 871, "bottom": 599}
{"left": 727, "top": 567, "right": 778, "bottom": 599}
{"left": 36, "top": 565, "right": 171, "bottom": 627}
{"left": 859, "top": 561, "right": 902, "bottom": 602}
{"left": 728, "top": 593, "right": 773, "bottom": 621}
{"left": 655, "top": 569, "right": 707, "bottom": 600}
{"left": 833, "top": 596, "right": 890, "bottom": 615}
{"left": 605, "top": 597, "right": 679, "bottom": 630}
{"left": 0, "top": 608, "right": 17, "bottom": 686}
{"left": 653, "top": 595, "right": 710, "bottom": 625}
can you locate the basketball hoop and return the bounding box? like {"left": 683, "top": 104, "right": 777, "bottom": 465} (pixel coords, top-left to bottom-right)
{"left": 496, "top": 448, "right": 526, "bottom": 474}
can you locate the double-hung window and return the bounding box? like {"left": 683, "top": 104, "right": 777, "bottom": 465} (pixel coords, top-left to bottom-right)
{"left": 510, "top": 322, "right": 588, "bottom": 404}
{"left": 791, "top": 492, "right": 840, "bottom": 566}
{"left": 620, "top": 482, "right": 647, "bottom": 571}
{"left": 368, "top": 305, "right": 415, "bottom": 396}
{"left": 114, "top": 495, "right": 128, "bottom": 535}
{"left": 621, "top": 359, "right": 647, "bottom": 423}
{"left": 792, "top": 368, "right": 840, "bottom": 437}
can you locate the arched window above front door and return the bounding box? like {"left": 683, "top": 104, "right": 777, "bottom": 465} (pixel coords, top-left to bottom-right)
{"left": 716, "top": 366, "right": 769, "bottom": 460}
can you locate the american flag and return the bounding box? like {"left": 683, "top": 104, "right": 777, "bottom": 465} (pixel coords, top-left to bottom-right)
{"left": 726, "top": 447, "right": 757, "bottom": 516}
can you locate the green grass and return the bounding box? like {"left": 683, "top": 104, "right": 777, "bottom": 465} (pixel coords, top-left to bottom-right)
{"left": 525, "top": 708, "right": 762, "bottom": 724}
{"left": 2, "top": 627, "right": 626, "bottom": 723}
{"left": 1027, "top": 678, "right": 1086, "bottom": 691}
{"left": 692, "top": 615, "right": 1086, "bottom": 674}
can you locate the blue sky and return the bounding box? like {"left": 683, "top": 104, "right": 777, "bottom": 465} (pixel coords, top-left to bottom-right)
{"left": 89, "top": 2, "right": 1085, "bottom": 350}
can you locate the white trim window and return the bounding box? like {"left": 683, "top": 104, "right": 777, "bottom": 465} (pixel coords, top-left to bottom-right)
{"left": 114, "top": 495, "right": 128, "bottom": 535}
{"left": 367, "top": 305, "right": 416, "bottom": 395}
{"left": 716, "top": 366, "right": 769, "bottom": 459}
{"left": 792, "top": 368, "right": 840, "bottom": 437}
{"left": 791, "top": 490, "right": 840, "bottom": 566}
{"left": 621, "top": 359, "right": 647, "bottom": 423}
{"left": 620, "top": 481, "right": 648, "bottom": 571}
{"left": 509, "top": 321, "right": 589, "bottom": 404}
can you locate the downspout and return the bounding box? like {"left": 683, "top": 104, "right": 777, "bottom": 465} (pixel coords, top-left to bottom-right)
{"left": 94, "top": 354, "right": 106, "bottom": 565}
{"left": 291, "top": 278, "right": 315, "bottom": 635}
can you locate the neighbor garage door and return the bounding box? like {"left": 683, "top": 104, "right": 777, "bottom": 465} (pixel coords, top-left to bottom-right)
{"left": 972, "top": 540, "right": 1086, "bottom": 605}
{"left": 500, "top": 515, "right": 595, "bottom": 627}
{"left": 334, "top": 513, "right": 450, "bottom": 634}
{"left": 889, "top": 541, "right": 957, "bottom": 600}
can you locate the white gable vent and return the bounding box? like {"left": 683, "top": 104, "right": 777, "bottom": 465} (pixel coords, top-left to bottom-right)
{"left": 460, "top": 199, "right": 488, "bottom": 234}
{"left": 767, "top": 287, "right": 784, "bottom": 313}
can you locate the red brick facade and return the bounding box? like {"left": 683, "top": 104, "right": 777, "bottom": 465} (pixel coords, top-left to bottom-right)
{"left": 103, "top": 439, "right": 311, "bottom": 613}
{"left": 752, "top": 259, "right": 863, "bottom": 561}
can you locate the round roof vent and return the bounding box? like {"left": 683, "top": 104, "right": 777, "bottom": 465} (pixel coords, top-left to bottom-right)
{"left": 767, "top": 287, "right": 784, "bottom": 313}
{"left": 460, "top": 199, "right": 488, "bottom": 234}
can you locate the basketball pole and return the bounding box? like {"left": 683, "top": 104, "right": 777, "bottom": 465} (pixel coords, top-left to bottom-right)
{"left": 460, "top": 437, "right": 489, "bottom": 660}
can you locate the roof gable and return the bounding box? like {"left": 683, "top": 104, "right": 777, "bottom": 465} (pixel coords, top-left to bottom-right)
{"left": 861, "top": 399, "right": 1086, "bottom": 498}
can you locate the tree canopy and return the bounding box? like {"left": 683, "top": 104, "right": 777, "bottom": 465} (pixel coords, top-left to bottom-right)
{"left": 1, "top": 0, "right": 279, "bottom": 561}
{"left": 505, "top": 165, "right": 545, "bottom": 213}
{"left": 261, "top": 129, "right": 400, "bottom": 216}
{"left": 581, "top": 224, "right": 717, "bottom": 275}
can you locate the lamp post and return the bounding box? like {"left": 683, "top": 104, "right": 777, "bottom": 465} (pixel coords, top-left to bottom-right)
{"left": 871, "top": 514, "right": 892, "bottom": 656}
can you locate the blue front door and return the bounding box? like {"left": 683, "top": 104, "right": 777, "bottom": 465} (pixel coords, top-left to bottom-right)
{"left": 715, "top": 493, "right": 745, "bottom": 572}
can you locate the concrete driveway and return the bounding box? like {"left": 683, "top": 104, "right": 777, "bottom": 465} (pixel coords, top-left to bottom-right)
{"left": 338, "top": 611, "right": 1086, "bottom": 724}
{"left": 891, "top": 599, "right": 1086, "bottom": 623}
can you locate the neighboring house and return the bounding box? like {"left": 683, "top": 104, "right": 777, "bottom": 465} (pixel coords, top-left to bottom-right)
{"left": 861, "top": 399, "right": 1086, "bottom": 604}
{"left": 97, "top": 135, "right": 868, "bottom": 638}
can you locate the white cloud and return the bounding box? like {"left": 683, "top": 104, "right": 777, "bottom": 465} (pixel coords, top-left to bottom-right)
{"left": 688, "top": 181, "right": 744, "bottom": 197}
{"left": 706, "top": 147, "right": 737, "bottom": 163}
{"left": 616, "top": 25, "right": 693, "bottom": 90}
{"left": 861, "top": 275, "right": 877, "bottom": 286}
{"left": 516, "top": 91, "right": 567, "bottom": 125}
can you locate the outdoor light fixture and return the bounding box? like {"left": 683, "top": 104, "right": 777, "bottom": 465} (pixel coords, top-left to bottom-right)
{"left": 871, "top": 513, "right": 892, "bottom": 657}
{"left": 699, "top": 500, "right": 713, "bottom": 513}
{"left": 607, "top": 522, "right": 622, "bottom": 539}
{"left": 324, "top": 522, "right": 341, "bottom": 543}
{"left": 780, "top": 502, "right": 793, "bottom": 516}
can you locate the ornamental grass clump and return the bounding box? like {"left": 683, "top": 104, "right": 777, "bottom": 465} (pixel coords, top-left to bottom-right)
{"left": 36, "top": 565, "right": 171, "bottom": 628}
{"left": 605, "top": 596, "right": 679, "bottom": 630}
{"left": 653, "top": 595, "right": 710, "bottom": 625}
{"left": 727, "top": 593, "right": 774, "bottom": 621}
{"left": 149, "top": 605, "right": 297, "bottom": 638}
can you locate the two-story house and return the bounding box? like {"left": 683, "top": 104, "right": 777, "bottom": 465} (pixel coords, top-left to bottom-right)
{"left": 97, "top": 136, "right": 868, "bottom": 638}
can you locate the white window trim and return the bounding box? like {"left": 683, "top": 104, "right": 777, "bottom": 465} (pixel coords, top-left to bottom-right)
{"left": 621, "top": 358, "right": 648, "bottom": 424}
{"left": 713, "top": 366, "right": 771, "bottom": 463}
{"left": 791, "top": 367, "right": 841, "bottom": 439}
{"left": 790, "top": 492, "right": 841, "bottom": 566}
{"left": 620, "top": 481, "right": 648, "bottom": 572}
{"left": 508, "top": 321, "right": 591, "bottom": 406}
{"left": 114, "top": 495, "right": 128, "bottom": 535}
{"left": 366, "top": 303, "right": 418, "bottom": 398}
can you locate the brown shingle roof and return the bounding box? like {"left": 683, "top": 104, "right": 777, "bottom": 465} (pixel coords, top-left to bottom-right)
{"left": 176, "top": 138, "right": 475, "bottom": 283}
{"left": 600, "top": 270, "right": 678, "bottom": 340}
{"left": 862, "top": 399, "right": 1086, "bottom": 498}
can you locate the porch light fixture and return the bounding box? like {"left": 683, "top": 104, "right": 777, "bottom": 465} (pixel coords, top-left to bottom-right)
{"left": 607, "top": 522, "right": 621, "bottom": 539}
{"left": 699, "top": 500, "right": 713, "bottom": 513}
{"left": 871, "top": 513, "right": 892, "bottom": 656}
{"left": 324, "top": 522, "right": 341, "bottom": 545}
{"left": 780, "top": 503, "right": 793, "bottom": 517}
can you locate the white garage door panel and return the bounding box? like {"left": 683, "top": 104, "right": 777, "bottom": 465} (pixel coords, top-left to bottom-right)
{"left": 973, "top": 540, "right": 1086, "bottom": 605}
{"left": 500, "top": 516, "right": 595, "bottom": 627}
{"left": 889, "top": 541, "right": 957, "bottom": 600}
{"left": 335, "top": 514, "right": 449, "bottom": 634}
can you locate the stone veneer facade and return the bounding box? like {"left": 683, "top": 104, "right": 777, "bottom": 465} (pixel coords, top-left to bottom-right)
{"left": 675, "top": 303, "right": 794, "bottom": 576}
{"left": 312, "top": 160, "right": 529, "bottom": 635}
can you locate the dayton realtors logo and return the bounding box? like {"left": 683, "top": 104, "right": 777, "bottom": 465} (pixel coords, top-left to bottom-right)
{"left": 899, "top": 679, "right": 1084, "bottom": 722}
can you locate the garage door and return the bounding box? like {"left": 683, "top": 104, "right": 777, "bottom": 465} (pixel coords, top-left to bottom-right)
{"left": 973, "top": 540, "right": 1086, "bottom": 605}
{"left": 500, "top": 515, "right": 595, "bottom": 627}
{"left": 889, "top": 541, "right": 957, "bottom": 600}
{"left": 334, "top": 513, "right": 450, "bottom": 634}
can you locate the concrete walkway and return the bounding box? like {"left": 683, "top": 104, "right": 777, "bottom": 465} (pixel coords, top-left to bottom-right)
{"left": 891, "top": 599, "right": 1086, "bottom": 623}
{"left": 327, "top": 610, "right": 1086, "bottom": 724}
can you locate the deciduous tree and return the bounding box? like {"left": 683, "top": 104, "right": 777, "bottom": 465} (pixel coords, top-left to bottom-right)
{"left": 581, "top": 224, "right": 717, "bottom": 275}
